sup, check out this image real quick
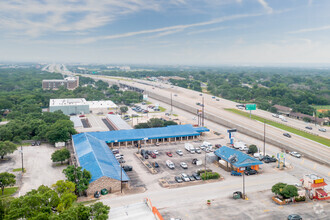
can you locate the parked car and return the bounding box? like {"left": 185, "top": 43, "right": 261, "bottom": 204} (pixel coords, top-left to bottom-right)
{"left": 112, "top": 149, "right": 119, "bottom": 154}
{"left": 231, "top": 170, "right": 242, "bottom": 176}
{"left": 152, "top": 162, "right": 159, "bottom": 168}
{"left": 287, "top": 214, "right": 302, "bottom": 220}
{"left": 215, "top": 144, "right": 222, "bottom": 149}
{"left": 319, "top": 128, "right": 326, "bottom": 132}
{"left": 181, "top": 173, "right": 190, "bottom": 182}
{"left": 166, "top": 152, "right": 173, "bottom": 157}
{"left": 123, "top": 165, "right": 133, "bottom": 171}
{"left": 262, "top": 155, "right": 277, "bottom": 163}
{"left": 244, "top": 169, "right": 258, "bottom": 176}
{"left": 176, "top": 150, "right": 183, "bottom": 156}
{"left": 101, "top": 188, "right": 108, "bottom": 195}
{"left": 153, "top": 150, "right": 159, "bottom": 155}
{"left": 216, "top": 98, "right": 220, "bottom": 101}
{"left": 180, "top": 162, "right": 188, "bottom": 169}
{"left": 192, "top": 158, "right": 198, "bottom": 165}
{"left": 290, "top": 152, "right": 301, "bottom": 158}
{"left": 192, "top": 173, "right": 201, "bottom": 180}
{"left": 115, "top": 154, "right": 122, "bottom": 160}
{"left": 155, "top": 142, "right": 160, "bottom": 146}
{"left": 283, "top": 133, "right": 292, "bottom": 138}
{"left": 188, "top": 175, "right": 195, "bottom": 181}
{"left": 94, "top": 191, "right": 100, "bottom": 198}
{"left": 79, "top": 115, "right": 85, "bottom": 117}
{"left": 305, "top": 126, "right": 312, "bottom": 130}
{"left": 195, "top": 148, "right": 201, "bottom": 154}
{"left": 175, "top": 176, "right": 183, "bottom": 183}
{"left": 118, "top": 158, "right": 126, "bottom": 163}
{"left": 166, "top": 160, "right": 175, "bottom": 169}
{"left": 150, "top": 153, "right": 156, "bottom": 158}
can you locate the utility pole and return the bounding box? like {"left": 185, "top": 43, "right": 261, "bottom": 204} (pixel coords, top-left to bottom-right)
{"left": 242, "top": 171, "right": 245, "bottom": 199}
{"left": 171, "top": 93, "right": 173, "bottom": 115}
{"left": 202, "top": 97, "right": 204, "bottom": 126}
{"left": 263, "top": 119, "right": 266, "bottom": 157}
{"left": 21, "top": 145, "right": 24, "bottom": 173}
{"left": 120, "top": 162, "right": 123, "bottom": 193}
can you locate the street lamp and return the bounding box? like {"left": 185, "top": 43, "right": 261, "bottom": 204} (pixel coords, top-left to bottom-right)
{"left": 263, "top": 119, "right": 266, "bottom": 157}
{"left": 19, "top": 145, "right": 24, "bottom": 173}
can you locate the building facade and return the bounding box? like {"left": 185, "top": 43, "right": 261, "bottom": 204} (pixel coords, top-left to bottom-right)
{"left": 42, "top": 76, "right": 79, "bottom": 90}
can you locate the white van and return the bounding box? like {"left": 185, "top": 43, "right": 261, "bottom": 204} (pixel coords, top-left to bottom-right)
{"left": 185, "top": 143, "right": 195, "bottom": 153}
{"left": 201, "top": 141, "right": 212, "bottom": 148}
{"left": 166, "top": 160, "right": 175, "bottom": 169}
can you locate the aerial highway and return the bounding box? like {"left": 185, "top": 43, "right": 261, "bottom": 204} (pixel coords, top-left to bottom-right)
{"left": 82, "top": 74, "right": 330, "bottom": 166}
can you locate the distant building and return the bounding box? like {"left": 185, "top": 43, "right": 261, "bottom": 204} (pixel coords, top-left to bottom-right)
{"left": 49, "top": 98, "right": 117, "bottom": 115}
{"left": 42, "top": 76, "right": 79, "bottom": 90}
{"left": 272, "top": 104, "right": 292, "bottom": 115}
{"left": 289, "top": 112, "right": 327, "bottom": 125}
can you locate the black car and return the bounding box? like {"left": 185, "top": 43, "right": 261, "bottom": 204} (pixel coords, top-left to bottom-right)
{"left": 192, "top": 173, "right": 201, "bottom": 180}
{"left": 283, "top": 133, "right": 292, "bottom": 138}
{"left": 262, "top": 155, "right": 277, "bottom": 163}
{"left": 305, "top": 126, "right": 312, "bottom": 130}
{"left": 244, "top": 169, "right": 258, "bottom": 176}
{"left": 192, "top": 158, "right": 198, "bottom": 164}
{"left": 175, "top": 176, "right": 183, "bottom": 183}
{"left": 123, "top": 165, "right": 133, "bottom": 171}
{"left": 287, "top": 214, "right": 302, "bottom": 220}
{"left": 188, "top": 175, "right": 195, "bottom": 181}
{"left": 94, "top": 191, "right": 100, "bottom": 198}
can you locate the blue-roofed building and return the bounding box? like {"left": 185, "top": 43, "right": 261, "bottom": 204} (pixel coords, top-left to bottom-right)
{"left": 214, "top": 146, "right": 263, "bottom": 173}
{"left": 72, "top": 124, "right": 209, "bottom": 194}
{"left": 72, "top": 132, "right": 130, "bottom": 195}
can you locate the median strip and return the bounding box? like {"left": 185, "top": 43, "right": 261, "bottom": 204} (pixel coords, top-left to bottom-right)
{"left": 225, "top": 108, "right": 330, "bottom": 147}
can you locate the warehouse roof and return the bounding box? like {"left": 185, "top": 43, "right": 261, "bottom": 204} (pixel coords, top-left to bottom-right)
{"left": 50, "top": 98, "right": 88, "bottom": 107}
{"left": 214, "top": 146, "right": 263, "bottom": 167}
{"left": 70, "top": 116, "right": 83, "bottom": 128}
{"left": 85, "top": 124, "right": 208, "bottom": 143}
{"left": 86, "top": 100, "right": 117, "bottom": 109}
{"left": 106, "top": 114, "right": 132, "bottom": 130}
{"left": 73, "top": 133, "right": 129, "bottom": 183}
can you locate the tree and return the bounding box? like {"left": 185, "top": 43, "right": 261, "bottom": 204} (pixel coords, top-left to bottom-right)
{"left": 281, "top": 185, "right": 298, "bottom": 199}
{"left": 303, "top": 117, "right": 311, "bottom": 122}
{"left": 120, "top": 106, "right": 128, "bottom": 114}
{"left": 248, "top": 144, "right": 258, "bottom": 154}
{"left": 46, "top": 120, "right": 76, "bottom": 144}
{"left": 271, "top": 182, "right": 287, "bottom": 196}
{"left": 90, "top": 202, "right": 111, "bottom": 220}
{"left": 0, "top": 141, "right": 17, "bottom": 159}
{"left": 0, "top": 172, "right": 16, "bottom": 195}
{"left": 164, "top": 120, "right": 178, "bottom": 126}
{"left": 63, "top": 165, "right": 92, "bottom": 196}
{"left": 52, "top": 180, "right": 76, "bottom": 196}
{"left": 51, "top": 148, "right": 71, "bottom": 164}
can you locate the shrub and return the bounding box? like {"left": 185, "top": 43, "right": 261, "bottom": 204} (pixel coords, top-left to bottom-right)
{"left": 197, "top": 169, "right": 212, "bottom": 175}
{"left": 201, "top": 172, "right": 220, "bottom": 180}
{"left": 295, "top": 196, "right": 306, "bottom": 202}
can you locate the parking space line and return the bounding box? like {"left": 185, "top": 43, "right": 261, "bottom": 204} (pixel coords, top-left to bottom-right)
{"left": 328, "top": 172, "right": 330, "bottom": 177}
{"left": 278, "top": 206, "right": 283, "bottom": 209}
{"left": 263, "top": 209, "right": 270, "bottom": 212}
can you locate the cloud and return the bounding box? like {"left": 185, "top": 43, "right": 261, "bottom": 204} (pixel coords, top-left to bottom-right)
{"left": 257, "top": 0, "right": 273, "bottom": 14}
{"left": 288, "top": 25, "right": 330, "bottom": 34}
{"left": 187, "top": 27, "right": 226, "bottom": 35}
{"left": 79, "top": 12, "right": 264, "bottom": 43}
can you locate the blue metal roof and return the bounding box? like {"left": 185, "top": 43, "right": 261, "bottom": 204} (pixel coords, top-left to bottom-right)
{"left": 214, "top": 146, "right": 263, "bottom": 167}
{"left": 193, "top": 127, "right": 210, "bottom": 133}
{"left": 73, "top": 133, "right": 129, "bottom": 183}
{"left": 85, "top": 124, "right": 206, "bottom": 143}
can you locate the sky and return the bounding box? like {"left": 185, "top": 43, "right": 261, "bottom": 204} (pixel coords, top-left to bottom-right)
{"left": 0, "top": 0, "right": 330, "bottom": 65}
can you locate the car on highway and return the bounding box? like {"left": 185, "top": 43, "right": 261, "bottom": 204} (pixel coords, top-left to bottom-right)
{"left": 181, "top": 173, "right": 190, "bottom": 182}
{"left": 174, "top": 94, "right": 178, "bottom": 96}
{"left": 199, "top": 93, "right": 203, "bottom": 96}
{"left": 153, "top": 150, "right": 159, "bottom": 155}
{"left": 180, "top": 162, "right": 188, "bottom": 169}
{"left": 216, "top": 98, "right": 220, "bottom": 101}
{"left": 196, "top": 102, "right": 200, "bottom": 106}
{"left": 244, "top": 169, "right": 258, "bottom": 176}
{"left": 212, "top": 96, "right": 215, "bottom": 99}
{"left": 290, "top": 152, "right": 301, "bottom": 158}
{"left": 305, "top": 126, "right": 312, "bottom": 130}
{"left": 283, "top": 133, "right": 292, "bottom": 138}
{"left": 319, "top": 128, "right": 326, "bottom": 132}
{"left": 287, "top": 214, "right": 302, "bottom": 220}
{"left": 175, "top": 176, "right": 183, "bottom": 183}
{"left": 192, "top": 173, "right": 201, "bottom": 180}
{"left": 272, "top": 114, "right": 279, "bottom": 118}
{"left": 166, "top": 152, "right": 173, "bottom": 157}
{"left": 176, "top": 150, "right": 183, "bottom": 156}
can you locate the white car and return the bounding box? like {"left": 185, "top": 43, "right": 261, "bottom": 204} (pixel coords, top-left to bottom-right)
{"left": 195, "top": 148, "right": 201, "bottom": 154}
{"left": 115, "top": 154, "right": 122, "bottom": 160}
{"left": 239, "top": 146, "right": 248, "bottom": 151}
{"left": 319, "top": 128, "right": 327, "bottom": 132}
{"left": 153, "top": 150, "right": 159, "bottom": 155}
{"left": 290, "top": 152, "right": 301, "bottom": 158}
{"left": 272, "top": 114, "right": 279, "bottom": 118}
{"left": 176, "top": 150, "right": 183, "bottom": 156}
{"left": 180, "top": 162, "right": 188, "bottom": 169}
{"left": 181, "top": 173, "right": 190, "bottom": 182}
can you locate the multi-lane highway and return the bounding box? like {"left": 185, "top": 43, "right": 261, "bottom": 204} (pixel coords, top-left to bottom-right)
{"left": 83, "top": 74, "right": 330, "bottom": 166}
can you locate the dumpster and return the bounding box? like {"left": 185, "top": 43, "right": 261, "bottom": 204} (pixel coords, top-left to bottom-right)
{"left": 233, "top": 191, "right": 242, "bottom": 199}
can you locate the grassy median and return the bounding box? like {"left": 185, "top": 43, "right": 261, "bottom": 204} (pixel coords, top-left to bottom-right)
{"left": 0, "top": 187, "right": 18, "bottom": 198}
{"left": 225, "top": 108, "right": 330, "bottom": 147}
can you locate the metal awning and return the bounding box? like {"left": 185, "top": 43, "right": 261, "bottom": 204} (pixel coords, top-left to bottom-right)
{"left": 316, "top": 189, "right": 328, "bottom": 197}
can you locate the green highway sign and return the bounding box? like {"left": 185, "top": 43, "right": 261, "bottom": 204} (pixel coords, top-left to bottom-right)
{"left": 245, "top": 104, "right": 256, "bottom": 111}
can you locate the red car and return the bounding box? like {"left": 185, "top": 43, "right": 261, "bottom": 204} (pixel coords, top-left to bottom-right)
{"left": 79, "top": 115, "right": 85, "bottom": 117}
{"left": 108, "top": 112, "right": 114, "bottom": 114}
{"left": 150, "top": 153, "right": 156, "bottom": 158}
{"left": 166, "top": 152, "right": 173, "bottom": 157}
{"left": 215, "top": 144, "right": 222, "bottom": 149}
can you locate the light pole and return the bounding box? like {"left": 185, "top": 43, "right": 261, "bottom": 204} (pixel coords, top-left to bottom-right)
{"left": 263, "top": 119, "right": 266, "bottom": 157}
{"left": 170, "top": 93, "right": 173, "bottom": 115}
{"left": 120, "top": 162, "right": 123, "bottom": 193}
{"left": 20, "top": 145, "right": 24, "bottom": 173}
{"left": 242, "top": 170, "right": 245, "bottom": 199}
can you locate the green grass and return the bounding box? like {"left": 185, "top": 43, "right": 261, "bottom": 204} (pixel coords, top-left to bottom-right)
{"left": 0, "top": 187, "right": 18, "bottom": 198}
{"left": 146, "top": 101, "right": 152, "bottom": 105}
{"left": 225, "top": 108, "right": 330, "bottom": 147}
{"left": 158, "top": 106, "right": 166, "bottom": 112}
{"left": 173, "top": 114, "right": 178, "bottom": 117}
{"left": 13, "top": 168, "right": 26, "bottom": 173}
{"left": 311, "top": 105, "right": 330, "bottom": 110}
